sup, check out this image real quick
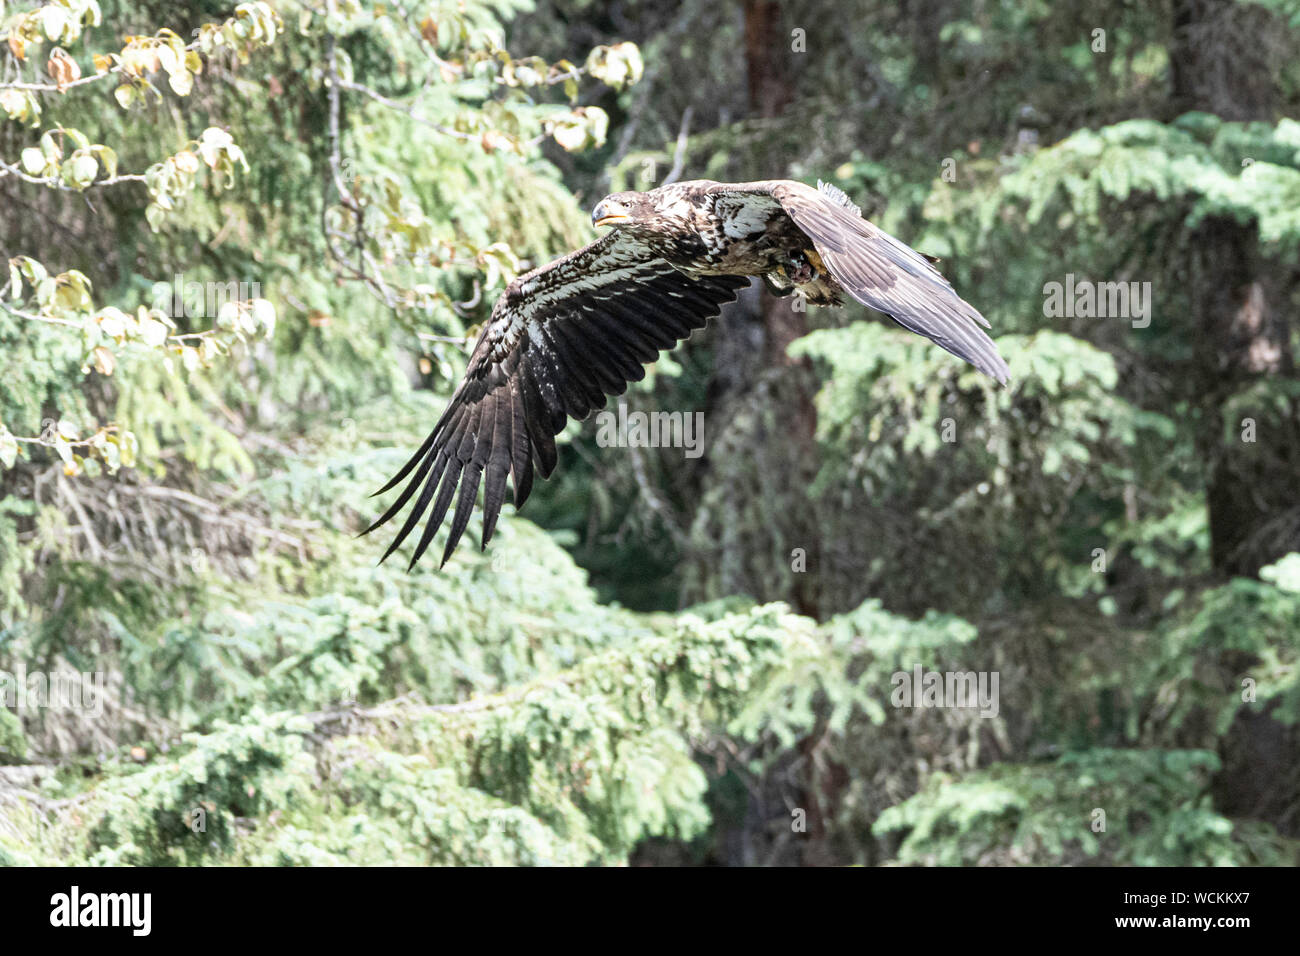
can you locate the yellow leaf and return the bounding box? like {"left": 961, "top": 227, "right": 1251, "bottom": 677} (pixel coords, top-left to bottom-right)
{"left": 46, "top": 48, "right": 81, "bottom": 92}
{"left": 92, "top": 345, "right": 116, "bottom": 376}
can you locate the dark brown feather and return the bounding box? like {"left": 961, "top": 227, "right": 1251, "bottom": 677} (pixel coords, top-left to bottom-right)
{"left": 366, "top": 230, "right": 745, "bottom": 568}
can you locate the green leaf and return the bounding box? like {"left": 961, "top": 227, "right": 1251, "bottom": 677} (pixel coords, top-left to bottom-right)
{"left": 67, "top": 152, "right": 99, "bottom": 188}
{"left": 0, "top": 426, "right": 17, "bottom": 469}
{"left": 20, "top": 148, "right": 46, "bottom": 175}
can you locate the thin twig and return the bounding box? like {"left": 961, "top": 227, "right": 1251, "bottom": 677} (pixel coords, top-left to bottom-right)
{"left": 661, "top": 105, "right": 694, "bottom": 185}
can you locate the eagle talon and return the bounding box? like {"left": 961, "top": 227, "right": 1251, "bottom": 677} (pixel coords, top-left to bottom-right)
{"left": 762, "top": 273, "right": 794, "bottom": 297}
{"left": 785, "top": 250, "right": 815, "bottom": 285}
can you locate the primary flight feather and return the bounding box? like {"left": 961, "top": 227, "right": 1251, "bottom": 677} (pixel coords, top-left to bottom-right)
{"left": 366, "top": 179, "right": 1010, "bottom": 568}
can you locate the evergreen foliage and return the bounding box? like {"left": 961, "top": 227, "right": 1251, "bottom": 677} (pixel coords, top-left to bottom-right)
{"left": 2, "top": 0, "right": 1298, "bottom": 866}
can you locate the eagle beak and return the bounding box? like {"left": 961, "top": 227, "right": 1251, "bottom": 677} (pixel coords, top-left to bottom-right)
{"left": 592, "top": 199, "right": 632, "bottom": 228}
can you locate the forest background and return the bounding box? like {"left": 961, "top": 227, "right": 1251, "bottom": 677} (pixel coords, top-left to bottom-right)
{"left": 1, "top": 0, "right": 1299, "bottom": 866}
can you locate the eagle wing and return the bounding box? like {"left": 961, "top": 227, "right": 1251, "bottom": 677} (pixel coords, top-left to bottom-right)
{"left": 715, "top": 180, "right": 1010, "bottom": 384}
{"left": 366, "top": 230, "right": 748, "bottom": 569}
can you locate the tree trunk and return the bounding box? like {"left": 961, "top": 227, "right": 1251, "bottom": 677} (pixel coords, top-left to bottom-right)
{"left": 688, "top": 0, "right": 820, "bottom": 619}
{"left": 1169, "top": 0, "right": 1295, "bottom": 579}
{"left": 1169, "top": 0, "right": 1300, "bottom": 841}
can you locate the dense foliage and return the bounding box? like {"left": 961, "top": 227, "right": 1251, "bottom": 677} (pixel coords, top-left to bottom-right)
{"left": 1, "top": 0, "right": 1297, "bottom": 865}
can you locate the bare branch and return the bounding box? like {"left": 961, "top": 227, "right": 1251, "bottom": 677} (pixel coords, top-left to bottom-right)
{"left": 661, "top": 105, "right": 694, "bottom": 185}
{"left": 0, "top": 158, "right": 148, "bottom": 191}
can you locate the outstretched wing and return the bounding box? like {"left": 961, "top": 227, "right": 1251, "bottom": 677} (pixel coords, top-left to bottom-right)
{"left": 716, "top": 180, "right": 1010, "bottom": 384}
{"left": 365, "top": 230, "right": 748, "bottom": 569}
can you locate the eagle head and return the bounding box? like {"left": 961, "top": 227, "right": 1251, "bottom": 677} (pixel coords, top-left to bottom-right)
{"left": 590, "top": 192, "right": 656, "bottom": 230}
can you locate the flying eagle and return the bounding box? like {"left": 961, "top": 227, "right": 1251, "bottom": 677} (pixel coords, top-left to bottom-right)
{"left": 366, "top": 179, "right": 1010, "bottom": 568}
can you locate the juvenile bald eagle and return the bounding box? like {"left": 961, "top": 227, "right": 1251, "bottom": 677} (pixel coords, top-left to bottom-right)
{"left": 367, "top": 179, "right": 1010, "bottom": 568}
